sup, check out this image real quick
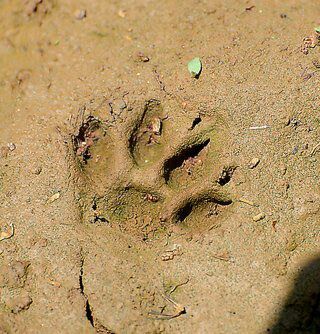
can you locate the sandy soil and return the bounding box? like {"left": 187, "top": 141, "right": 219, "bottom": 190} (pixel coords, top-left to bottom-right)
{"left": 0, "top": 1, "right": 320, "bottom": 333}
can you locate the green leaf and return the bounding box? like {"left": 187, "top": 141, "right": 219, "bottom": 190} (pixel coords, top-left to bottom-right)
{"left": 188, "top": 57, "right": 202, "bottom": 78}
{"left": 315, "top": 26, "right": 320, "bottom": 33}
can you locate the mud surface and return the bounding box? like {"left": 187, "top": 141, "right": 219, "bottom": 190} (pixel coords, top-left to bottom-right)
{"left": 0, "top": 1, "right": 320, "bottom": 333}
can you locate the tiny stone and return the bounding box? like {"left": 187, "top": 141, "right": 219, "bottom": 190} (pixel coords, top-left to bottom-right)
{"left": 74, "top": 9, "right": 86, "bottom": 20}
{"left": 279, "top": 163, "right": 287, "bottom": 175}
{"left": 137, "top": 52, "right": 150, "bottom": 62}
{"left": 118, "top": 9, "right": 126, "bottom": 18}
{"left": 292, "top": 146, "right": 298, "bottom": 155}
{"left": 253, "top": 213, "right": 265, "bottom": 222}
{"left": 34, "top": 166, "right": 42, "bottom": 175}
{"left": 38, "top": 238, "right": 48, "bottom": 247}
{"left": 288, "top": 117, "right": 301, "bottom": 128}
{"left": 7, "top": 143, "right": 16, "bottom": 151}
{"left": 248, "top": 158, "right": 260, "bottom": 169}
{"left": 118, "top": 100, "right": 127, "bottom": 110}
{"left": 47, "top": 192, "right": 60, "bottom": 204}
{"left": 312, "top": 59, "right": 320, "bottom": 68}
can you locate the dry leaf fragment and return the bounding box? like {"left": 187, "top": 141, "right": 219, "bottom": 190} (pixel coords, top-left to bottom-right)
{"left": 0, "top": 223, "right": 14, "bottom": 241}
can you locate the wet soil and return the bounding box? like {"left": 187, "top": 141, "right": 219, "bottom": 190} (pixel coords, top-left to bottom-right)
{"left": 0, "top": 1, "right": 320, "bottom": 333}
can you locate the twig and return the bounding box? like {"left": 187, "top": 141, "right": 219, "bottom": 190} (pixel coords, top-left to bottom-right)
{"left": 238, "top": 197, "right": 258, "bottom": 207}
{"left": 211, "top": 253, "right": 234, "bottom": 262}
{"left": 249, "top": 125, "right": 270, "bottom": 130}
{"left": 310, "top": 142, "right": 320, "bottom": 156}
{"left": 148, "top": 293, "right": 186, "bottom": 320}
{"left": 169, "top": 278, "right": 190, "bottom": 295}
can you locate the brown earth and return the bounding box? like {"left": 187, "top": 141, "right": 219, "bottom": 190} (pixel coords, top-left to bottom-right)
{"left": 0, "top": 0, "right": 320, "bottom": 333}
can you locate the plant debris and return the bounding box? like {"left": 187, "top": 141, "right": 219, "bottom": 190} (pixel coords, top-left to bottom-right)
{"left": 0, "top": 223, "right": 14, "bottom": 241}
{"left": 310, "top": 142, "right": 320, "bottom": 156}
{"left": 167, "top": 278, "right": 190, "bottom": 295}
{"left": 148, "top": 293, "right": 186, "bottom": 320}
{"left": 188, "top": 57, "right": 202, "bottom": 78}
{"left": 249, "top": 125, "right": 270, "bottom": 130}
{"left": 211, "top": 252, "right": 234, "bottom": 263}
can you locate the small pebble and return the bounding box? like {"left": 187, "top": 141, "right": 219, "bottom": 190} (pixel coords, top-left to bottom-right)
{"left": 7, "top": 143, "right": 16, "bottom": 151}
{"left": 248, "top": 158, "right": 260, "bottom": 169}
{"left": 292, "top": 146, "right": 298, "bottom": 155}
{"left": 137, "top": 52, "right": 150, "bottom": 62}
{"left": 312, "top": 59, "right": 320, "bottom": 68}
{"left": 288, "top": 117, "right": 301, "bottom": 128}
{"left": 118, "top": 100, "right": 127, "bottom": 110}
{"left": 47, "top": 192, "right": 60, "bottom": 204}
{"left": 118, "top": 9, "right": 126, "bottom": 18}
{"left": 74, "top": 9, "right": 86, "bottom": 20}
{"left": 253, "top": 213, "right": 265, "bottom": 222}
{"left": 34, "top": 166, "right": 42, "bottom": 175}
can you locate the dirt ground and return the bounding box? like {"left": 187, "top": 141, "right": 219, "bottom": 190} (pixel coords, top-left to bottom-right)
{"left": 0, "top": 0, "right": 320, "bottom": 333}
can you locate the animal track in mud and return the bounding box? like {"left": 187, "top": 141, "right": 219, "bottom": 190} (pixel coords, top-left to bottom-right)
{"left": 73, "top": 99, "right": 234, "bottom": 234}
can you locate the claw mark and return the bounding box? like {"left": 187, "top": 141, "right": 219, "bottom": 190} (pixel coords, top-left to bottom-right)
{"left": 168, "top": 188, "right": 232, "bottom": 224}
{"left": 217, "top": 166, "right": 236, "bottom": 186}
{"left": 188, "top": 115, "right": 202, "bottom": 130}
{"left": 163, "top": 138, "right": 210, "bottom": 183}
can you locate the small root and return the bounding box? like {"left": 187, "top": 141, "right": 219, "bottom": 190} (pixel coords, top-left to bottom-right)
{"left": 168, "top": 278, "right": 190, "bottom": 295}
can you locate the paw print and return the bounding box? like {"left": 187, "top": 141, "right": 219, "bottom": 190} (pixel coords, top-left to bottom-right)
{"left": 73, "top": 99, "right": 234, "bottom": 234}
